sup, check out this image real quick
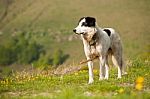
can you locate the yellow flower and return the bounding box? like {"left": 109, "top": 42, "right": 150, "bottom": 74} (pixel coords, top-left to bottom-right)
{"left": 32, "top": 78, "right": 35, "bottom": 81}
{"left": 135, "top": 83, "right": 143, "bottom": 91}
{"left": 74, "top": 72, "right": 78, "bottom": 76}
{"left": 93, "top": 69, "right": 98, "bottom": 74}
{"left": 118, "top": 88, "right": 124, "bottom": 93}
{"left": 82, "top": 70, "right": 87, "bottom": 73}
{"left": 35, "top": 76, "right": 39, "bottom": 79}
{"left": 136, "top": 77, "right": 144, "bottom": 84}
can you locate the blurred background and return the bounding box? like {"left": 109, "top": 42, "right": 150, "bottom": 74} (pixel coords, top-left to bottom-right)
{"left": 0, "top": 0, "right": 149, "bottom": 76}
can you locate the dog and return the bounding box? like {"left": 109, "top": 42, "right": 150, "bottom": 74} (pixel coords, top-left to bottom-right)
{"left": 73, "top": 17, "right": 127, "bottom": 84}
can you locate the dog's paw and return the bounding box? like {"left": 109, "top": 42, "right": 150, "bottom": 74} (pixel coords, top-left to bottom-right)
{"left": 122, "top": 72, "right": 128, "bottom": 75}
{"left": 99, "top": 76, "right": 104, "bottom": 80}
{"left": 117, "top": 76, "right": 122, "bottom": 79}
{"left": 104, "top": 76, "right": 109, "bottom": 80}
{"left": 88, "top": 79, "right": 94, "bottom": 84}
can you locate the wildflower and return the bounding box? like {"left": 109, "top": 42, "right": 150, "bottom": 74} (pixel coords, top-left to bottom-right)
{"left": 35, "top": 76, "right": 39, "bottom": 79}
{"left": 135, "top": 83, "right": 143, "bottom": 91}
{"left": 79, "top": 70, "right": 86, "bottom": 73}
{"left": 16, "top": 76, "right": 19, "bottom": 79}
{"left": 93, "top": 69, "right": 98, "bottom": 74}
{"left": 32, "top": 78, "right": 35, "bottom": 81}
{"left": 74, "top": 72, "right": 78, "bottom": 76}
{"left": 118, "top": 88, "right": 124, "bottom": 93}
{"left": 136, "top": 77, "right": 144, "bottom": 83}
{"left": 135, "top": 76, "right": 144, "bottom": 91}
{"left": 82, "top": 70, "right": 87, "bottom": 73}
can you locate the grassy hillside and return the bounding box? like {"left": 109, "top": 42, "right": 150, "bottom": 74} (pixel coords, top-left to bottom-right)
{"left": 0, "top": 1, "right": 150, "bottom": 98}
{"left": 0, "top": 0, "right": 149, "bottom": 64}
{"left": 0, "top": 58, "right": 150, "bottom": 98}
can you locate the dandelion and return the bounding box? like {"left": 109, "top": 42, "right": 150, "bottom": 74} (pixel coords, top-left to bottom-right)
{"left": 93, "top": 69, "right": 98, "bottom": 74}
{"left": 74, "top": 72, "right": 78, "bottom": 76}
{"left": 35, "top": 76, "right": 39, "bottom": 79}
{"left": 83, "top": 70, "right": 87, "bottom": 73}
{"left": 135, "top": 83, "right": 143, "bottom": 91}
{"left": 118, "top": 88, "right": 124, "bottom": 93}
{"left": 136, "top": 76, "right": 144, "bottom": 83}
{"left": 135, "top": 76, "right": 144, "bottom": 91}
{"left": 32, "top": 78, "right": 35, "bottom": 81}
{"left": 79, "top": 70, "right": 86, "bottom": 74}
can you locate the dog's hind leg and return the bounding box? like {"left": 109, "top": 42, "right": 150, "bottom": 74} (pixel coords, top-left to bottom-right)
{"left": 99, "top": 56, "right": 106, "bottom": 80}
{"left": 121, "top": 59, "right": 127, "bottom": 75}
{"left": 112, "top": 54, "right": 122, "bottom": 79}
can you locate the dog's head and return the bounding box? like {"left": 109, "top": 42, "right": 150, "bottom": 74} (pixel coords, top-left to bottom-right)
{"left": 73, "top": 17, "right": 96, "bottom": 35}
{"left": 73, "top": 17, "right": 97, "bottom": 42}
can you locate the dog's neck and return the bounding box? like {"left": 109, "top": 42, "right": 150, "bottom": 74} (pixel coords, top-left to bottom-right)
{"left": 88, "top": 32, "right": 98, "bottom": 46}
{"left": 81, "top": 26, "right": 102, "bottom": 46}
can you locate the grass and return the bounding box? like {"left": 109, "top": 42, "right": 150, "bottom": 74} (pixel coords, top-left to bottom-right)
{"left": 0, "top": 58, "right": 150, "bottom": 99}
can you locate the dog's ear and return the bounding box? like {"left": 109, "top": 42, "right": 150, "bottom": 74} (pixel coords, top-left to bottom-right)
{"left": 85, "top": 17, "right": 96, "bottom": 27}
{"left": 78, "top": 17, "right": 85, "bottom": 24}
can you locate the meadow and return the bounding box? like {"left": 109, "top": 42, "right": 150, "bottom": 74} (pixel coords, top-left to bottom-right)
{"left": 0, "top": 0, "right": 150, "bottom": 98}
{"left": 0, "top": 57, "right": 150, "bottom": 98}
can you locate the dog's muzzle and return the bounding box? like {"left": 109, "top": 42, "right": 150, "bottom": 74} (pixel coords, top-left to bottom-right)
{"left": 73, "top": 29, "right": 84, "bottom": 35}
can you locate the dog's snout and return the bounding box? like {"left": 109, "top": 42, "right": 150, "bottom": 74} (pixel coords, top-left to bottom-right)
{"left": 73, "top": 29, "right": 76, "bottom": 33}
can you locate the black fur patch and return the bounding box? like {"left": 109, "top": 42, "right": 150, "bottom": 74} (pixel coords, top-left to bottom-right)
{"left": 103, "top": 29, "right": 111, "bottom": 36}
{"left": 85, "top": 17, "right": 96, "bottom": 27}
{"left": 78, "top": 17, "right": 96, "bottom": 27}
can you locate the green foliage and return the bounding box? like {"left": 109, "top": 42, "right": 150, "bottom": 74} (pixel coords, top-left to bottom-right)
{"left": 0, "top": 67, "right": 12, "bottom": 77}
{"left": 17, "top": 41, "right": 42, "bottom": 64}
{"left": 0, "top": 32, "right": 43, "bottom": 65}
{"left": 0, "top": 32, "right": 69, "bottom": 68}
{"left": 33, "top": 49, "right": 69, "bottom": 69}
{"left": 0, "top": 45, "right": 14, "bottom": 65}
{"left": 52, "top": 49, "right": 69, "bottom": 66}
{"left": 33, "top": 53, "right": 53, "bottom": 69}
{"left": 53, "top": 49, "right": 63, "bottom": 66}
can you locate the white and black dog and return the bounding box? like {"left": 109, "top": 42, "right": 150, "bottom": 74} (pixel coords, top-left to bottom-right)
{"left": 73, "top": 17, "right": 127, "bottom": 84}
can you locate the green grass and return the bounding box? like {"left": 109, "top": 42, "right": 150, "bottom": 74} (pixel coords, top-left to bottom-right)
{"left": 0, "top": 58, "right": 150, "bottom": 99}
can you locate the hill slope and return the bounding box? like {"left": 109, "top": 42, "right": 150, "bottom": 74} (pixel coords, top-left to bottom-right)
{"left": 0, "top": 0, "right": 149, "bottom": 64}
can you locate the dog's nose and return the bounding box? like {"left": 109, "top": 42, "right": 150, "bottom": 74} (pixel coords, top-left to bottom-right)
{"left": 73, "top": 29, "right": 76, "bottom": 33}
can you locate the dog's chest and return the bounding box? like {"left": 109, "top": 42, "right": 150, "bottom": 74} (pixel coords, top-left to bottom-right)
{"left": 89, "top": 45, "right": 100, "bottom": 58}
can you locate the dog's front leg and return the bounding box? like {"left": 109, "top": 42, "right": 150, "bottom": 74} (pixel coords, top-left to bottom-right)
{"left": 99, "top": 56, "right": 106, "bottom": 80}
{"left": 104, "top": 55, "right": 109, "bottom": 79}
{"left": 87, "top": 59, "right": 94, "bottom": 84}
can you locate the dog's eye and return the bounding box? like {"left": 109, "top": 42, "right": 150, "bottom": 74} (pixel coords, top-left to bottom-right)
{"left": 82, "top": 22, "right": 87, "bottom": 26}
